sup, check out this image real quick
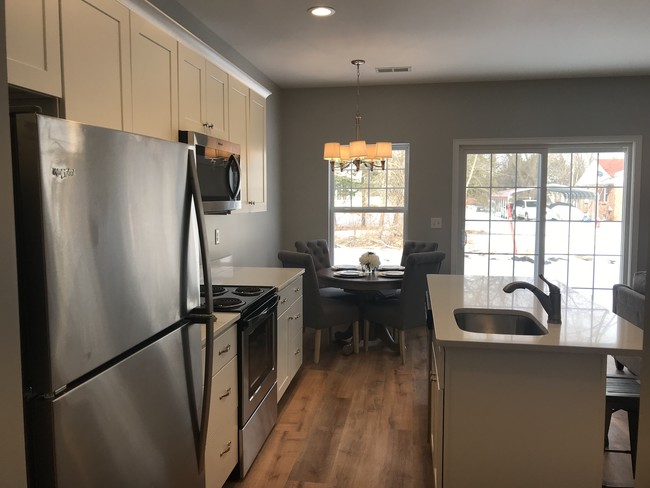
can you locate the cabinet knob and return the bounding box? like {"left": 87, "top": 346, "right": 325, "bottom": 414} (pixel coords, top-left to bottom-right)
{"left": 218, "top": 344, "right": 231, "bottom": 355}
{"left": 220, "top": 441, "right": 232, "bottom": 457}
{"left": 219, "top": 387, "right": 232, "bottom": 400}
{"left": 294, "top": 348, "right": 301, "bottom": 355}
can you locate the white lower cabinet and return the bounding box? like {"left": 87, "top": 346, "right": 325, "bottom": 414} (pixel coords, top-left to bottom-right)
{"left": 277, "top": 276, "right": 303, "bottom": 401}
{"left": 205, "top": 324, "right": 238, "bottom": 488}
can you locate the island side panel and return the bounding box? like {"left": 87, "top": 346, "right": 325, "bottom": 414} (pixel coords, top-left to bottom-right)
{"left": 443, "top": 347, "right": 605, "bottom": 488}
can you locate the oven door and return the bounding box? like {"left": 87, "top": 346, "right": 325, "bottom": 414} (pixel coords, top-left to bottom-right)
{"left": 239, "top": 294, "right": 279, "bottom": 424}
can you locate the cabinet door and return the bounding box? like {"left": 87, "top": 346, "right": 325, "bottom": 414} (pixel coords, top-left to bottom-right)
{"left": 228, "top": 77, "right": 249, "bottom": 208}
{"left": 60, "top": 0, "right": 132, "bottom": 131}
{"left": 431, "top": 341, "right": 444, "bottom": 488}
{"left": 247, "top": 90, "right": 267, "bottom": 211}
{"left": 288, "top": 297, "right": 303, "bottom": 379}
{"left": 6, "top": 0, "right": 62, "bottom": 96}
{"left": 130, "top": 13, "right": 178, "bottom": 141}
{"left": 178, "top": 44, "right": 206, "bottom": 134}
{"left": 205, "top": 62, "right": 229, "bottom": 140}
{"left": 276, "top": 309, "right": 289, "bottom": 401}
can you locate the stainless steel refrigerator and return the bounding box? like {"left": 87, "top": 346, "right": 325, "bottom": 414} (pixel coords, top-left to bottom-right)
{"left": 11, "top": 114, "right": 215, "bottom": 487}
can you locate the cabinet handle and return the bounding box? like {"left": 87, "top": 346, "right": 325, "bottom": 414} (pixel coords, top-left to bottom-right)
{"left": 202, "top": 122, "right": 209, "bottom": 128}
{"left": 288, "top": 316, "right": 293, "bottom": 321}
{"left": 208, "top": 123, "right": 214, "bottom": 129}
{"left": 294, "top": 348, "right": 301, "bottom": 356}
{"left": 280, "top": 298, "right": 287, "bottom": 304}
{"left": 219, "top": 387, "right": 232, "bottom": 400}
{"left": 218, "top": 344, "right": 231, "bottom": 355}
{"left": 294, "top": 313, "right": 301, "bottom": 320}
{"left": 220, "top": 441, "right": 232, "bottom": 457}
{"left": 293, "top": 287, "right": 300, "bottom": 293}
{"left": 430, "top": 372, "right": 437, "bottom": 383}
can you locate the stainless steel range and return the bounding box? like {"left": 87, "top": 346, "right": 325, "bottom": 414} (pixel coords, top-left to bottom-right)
{"left": 202, "top": 284, "right": 279, "bottom": 478}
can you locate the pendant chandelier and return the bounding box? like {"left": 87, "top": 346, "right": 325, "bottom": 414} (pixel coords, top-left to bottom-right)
{"left": 323, "top": 60, "right": 392, "bottom": 171}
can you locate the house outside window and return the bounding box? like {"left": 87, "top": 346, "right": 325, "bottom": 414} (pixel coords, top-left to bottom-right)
{"left": 329, "top": 144, "right": 409, "bottom": 266}
{"left": 452, "top": 137, "right": 641, "bottom": 308}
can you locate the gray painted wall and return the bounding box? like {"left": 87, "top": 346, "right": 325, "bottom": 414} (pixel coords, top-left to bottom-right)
{"left": 280, "top": 77, "right": 650, "bottom": 273}
{"left": 0, "top": 0, "right": 28, "bottom": 485}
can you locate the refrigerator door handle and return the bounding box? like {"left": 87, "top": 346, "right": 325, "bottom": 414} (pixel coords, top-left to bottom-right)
{"left": 188, "top": 149, "right": 214, "bottom": 472}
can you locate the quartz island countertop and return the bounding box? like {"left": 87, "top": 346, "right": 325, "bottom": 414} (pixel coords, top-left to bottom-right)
{"left": 427, "top": 274, "right": 643, "bottom": 355}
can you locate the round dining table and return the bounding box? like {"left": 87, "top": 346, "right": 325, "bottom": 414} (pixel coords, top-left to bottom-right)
{"left": 317, "top": 267, "right": 404, "bottom": 354}
{"left": 317, "top": 267, "right": 403, "bottom": 292}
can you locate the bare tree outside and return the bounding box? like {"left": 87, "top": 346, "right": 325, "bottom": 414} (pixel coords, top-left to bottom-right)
{"left": 331, "top": 146, "right": 408, "bottom": 265}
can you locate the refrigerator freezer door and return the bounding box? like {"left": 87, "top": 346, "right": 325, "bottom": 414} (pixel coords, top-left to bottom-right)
{"left": 12, "top": 114, "right": 200, "bottom": 393}
{"left": 47, "top": 323, "right": 203, "bottom": 488}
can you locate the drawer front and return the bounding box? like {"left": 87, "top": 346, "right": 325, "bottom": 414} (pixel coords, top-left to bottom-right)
{"left": 278, "top": 277, "right": 302, "bottom": 316}
{"left": 205, "top": 368, "right": 238, "bottom": 488}
{"left": 212, "top": 356, "right": 238, "bottom": 413}
{"left": 212, "top": 325, "right": 237, "bottom": 376}
{"left": 287, "top": 297, "right": 303, "bottom": 338}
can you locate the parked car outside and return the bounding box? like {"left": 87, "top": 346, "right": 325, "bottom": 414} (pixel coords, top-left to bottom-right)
{"left": 514, "top": 199, "right": 537, "bottom": 220}
{"left": 546, "top": 202, "right": 590, "bottom": 221}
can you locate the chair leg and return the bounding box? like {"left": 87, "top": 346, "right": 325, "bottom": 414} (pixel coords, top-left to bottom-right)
{"left": 314, "top": 329, "right": 322, "bottom": 364}
{"left": 352, "top": 321, "right": 360, "bottom": 354}
{"left": 364, "top": 320, "right": 370, "bottom": 352}
{"left": 604, "top": 407, "right": 614, "bottom": 448}
{"left": 399, "top": 330, "right": 406, "bottom": 365}
{"left": 614, "top": 359, "right": 625, "bottom": 371}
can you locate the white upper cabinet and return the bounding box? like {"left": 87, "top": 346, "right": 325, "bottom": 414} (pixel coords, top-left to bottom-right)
{"left": 60, "top": 0, "right": 133, "bottom": 131}
{"left": 247, "top": 90, "right": 267, "bottom": 212}
{"left": 6, "top": 0, "right": 62, "bottom": 97}
{"left": 130, "top": 13, "right": 178, "bottom": 141}
{"left": 228, "top": 77, "right": 249, "bottom": 205}
{"left": 178, "top": 44, "right": 229, "bottom": 140}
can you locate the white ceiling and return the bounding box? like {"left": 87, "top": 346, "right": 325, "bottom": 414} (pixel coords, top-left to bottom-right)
{"left": 174, "top": 0, "right": 650, "bottom": 89}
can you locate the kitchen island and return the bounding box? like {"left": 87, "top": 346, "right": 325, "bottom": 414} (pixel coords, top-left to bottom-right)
{"left": 427, "top": 275, "right": 643, "bottom": 488}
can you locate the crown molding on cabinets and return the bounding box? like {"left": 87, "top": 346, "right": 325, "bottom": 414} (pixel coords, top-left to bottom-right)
{"left": 121, "top": 0, "right": 272, "bottom": 99}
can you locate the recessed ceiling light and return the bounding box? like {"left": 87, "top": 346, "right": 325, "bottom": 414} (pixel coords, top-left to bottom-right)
{"left": 308, "top": 6, "right": 335, "bottom": 17}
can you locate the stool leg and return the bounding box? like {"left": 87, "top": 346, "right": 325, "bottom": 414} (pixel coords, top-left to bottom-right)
{"left": 352, "top": 321, "right": 360, "bottom": 354}
{"left": 628, "top": 410, "right": 639, "bottom": 477}
{"left": 604, "top": 407, "right": 614, "bottom": 448}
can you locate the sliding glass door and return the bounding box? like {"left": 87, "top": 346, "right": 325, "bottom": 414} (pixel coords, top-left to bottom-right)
{"left": 460, "top": 143, "right": 630, "bottom": 307}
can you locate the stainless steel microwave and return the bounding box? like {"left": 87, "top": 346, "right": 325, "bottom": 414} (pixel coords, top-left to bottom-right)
{"left": 179, "top": 131, "right": 242, "bottom": 214}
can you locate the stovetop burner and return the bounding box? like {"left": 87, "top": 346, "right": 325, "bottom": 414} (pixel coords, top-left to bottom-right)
{"left": 233, "top": 286, "right": 263, "bottom": 296}
{"left": 213, "top": 297, "right": 245, "bottom": 310}
{"left": 200, "top": 284, "right": 276, "bottom": 314}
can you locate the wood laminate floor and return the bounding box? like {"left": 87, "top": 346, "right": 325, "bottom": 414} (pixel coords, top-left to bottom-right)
{"left": 224, "top": 327, "right": 636, "bottom": 488}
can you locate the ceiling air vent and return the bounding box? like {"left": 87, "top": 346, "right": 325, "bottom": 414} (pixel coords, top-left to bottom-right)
{"left": 375, "top": 66, "right": 412, "bottom": 74}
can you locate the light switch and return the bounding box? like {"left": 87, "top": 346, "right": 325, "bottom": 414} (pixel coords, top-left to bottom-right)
{"left": 431, "top": 217, "right": 442, "bottom": 229}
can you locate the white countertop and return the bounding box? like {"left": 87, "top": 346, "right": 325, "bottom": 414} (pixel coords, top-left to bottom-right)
{"left": 428, "top": 275, "right": 644, "bottom": 355}
{"left": 210, "top": 265, "right": 304, "bottom": 290}
{"left": 201, "top": 312, "right": 240, "bottom": 346}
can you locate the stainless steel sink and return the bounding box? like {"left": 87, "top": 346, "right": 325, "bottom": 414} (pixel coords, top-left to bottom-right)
{"left": 454, "top": 308, "right": 548, "bottom": 335}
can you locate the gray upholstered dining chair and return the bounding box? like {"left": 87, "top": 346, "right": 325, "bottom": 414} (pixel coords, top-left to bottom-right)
{"left": 400, "top": 240, "right": 439, "bottom": 267}
{"left": 363, "top": 251, "right": 445, "bottom": 364}
{"left": 278, "top": 251, "right": 360, "bottom": 364}
{"left": 295, "top": 239, "right": 332, "bottom": 271}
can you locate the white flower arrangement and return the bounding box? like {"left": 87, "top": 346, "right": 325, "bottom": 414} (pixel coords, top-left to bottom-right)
{"left": 359, "top": 251, "right": 381, "bottom": 272}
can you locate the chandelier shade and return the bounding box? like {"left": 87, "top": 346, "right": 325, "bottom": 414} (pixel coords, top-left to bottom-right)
{"left": 323, "top": 60, "right": 392, "bottom": 171}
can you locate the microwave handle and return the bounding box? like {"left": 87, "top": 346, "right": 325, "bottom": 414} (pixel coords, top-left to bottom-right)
{"left": 227, "top": 154, "right": 242, "bottom": 200}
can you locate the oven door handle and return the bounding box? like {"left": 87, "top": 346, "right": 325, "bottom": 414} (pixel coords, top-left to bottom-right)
{"left": 246, "top": 295, "right": 280, "bottom": 322}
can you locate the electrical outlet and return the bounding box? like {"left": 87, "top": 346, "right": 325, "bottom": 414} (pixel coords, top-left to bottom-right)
{"left": 215, "top": 229, "right": 220, "bottom": 244}
{"left": 431, "top": 217, "right": 442, "bottom": 229}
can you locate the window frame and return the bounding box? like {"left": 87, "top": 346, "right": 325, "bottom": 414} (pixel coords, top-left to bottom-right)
{"left": 328, "top": 143, "right": 410, "bottom": 264}
{"left": 451, "top": 136, "right": 642, "bottom": 284}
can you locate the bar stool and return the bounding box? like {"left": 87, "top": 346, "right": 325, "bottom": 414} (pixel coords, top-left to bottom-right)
{"left": 604, "top": 375, "right": 641, "bottom": 477}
